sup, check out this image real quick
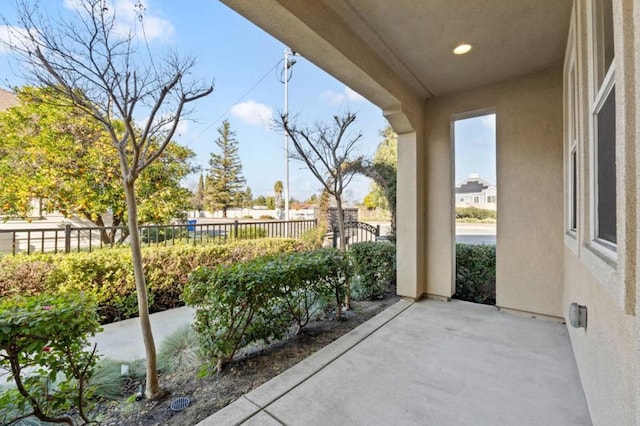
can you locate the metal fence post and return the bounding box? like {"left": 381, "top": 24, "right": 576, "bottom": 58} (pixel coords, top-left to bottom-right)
{"left": 234, "top": 220, "right": 239, "bottom": 237}
{"left": 64, "top": 224, "right": 72, "bottom": 253}
{"left": 376, "top": 224, "right": 380, "bottom": 237}
{"left": 332, "top": 229, "right": 337, "bottom": 248}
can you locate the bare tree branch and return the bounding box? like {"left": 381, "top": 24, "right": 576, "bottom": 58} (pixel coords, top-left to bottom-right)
{"left": 1, "top": 0, "right": 213, "bottom": 400}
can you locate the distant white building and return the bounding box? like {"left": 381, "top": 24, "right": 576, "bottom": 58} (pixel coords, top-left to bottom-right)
{"left": 455, "top": 173, "right": 496, "bottom": 210}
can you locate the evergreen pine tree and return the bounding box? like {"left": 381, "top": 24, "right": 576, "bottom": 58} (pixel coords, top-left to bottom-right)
{"left": 191, "top": 173, "right": 206, "bottom": 215}
{"left": 206, "top": 120, "right": 246, "bottom": 217}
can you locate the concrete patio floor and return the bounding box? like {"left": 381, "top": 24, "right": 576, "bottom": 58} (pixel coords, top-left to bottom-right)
{"left": 199, "top": 299, "right": 591, "bottom": 426}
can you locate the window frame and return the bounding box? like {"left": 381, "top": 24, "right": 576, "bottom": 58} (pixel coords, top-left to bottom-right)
{"left": 590, "top": 65, "right": 616, "bottom": 253}
{"left": 587, "top": 0, "right": 617, "bottom": 259}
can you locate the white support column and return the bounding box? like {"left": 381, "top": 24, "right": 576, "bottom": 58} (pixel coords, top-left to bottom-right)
{"left": 391, "top": 109, "right": 426, "bottom": 299}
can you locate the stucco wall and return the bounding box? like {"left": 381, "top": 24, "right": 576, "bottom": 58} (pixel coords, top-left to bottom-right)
{"left": 562, "top": 1, "right": 639, "bottom": 423}
{"left": 423, "top": 66, "right": 565, "bottom": 317}
{"left": 564, "top": 248, "right": 636, "bottom": 425}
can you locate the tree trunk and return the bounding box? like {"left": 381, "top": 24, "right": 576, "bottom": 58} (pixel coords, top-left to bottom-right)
{"left": 335, "top": 196, "right": 351, "bottom": 310}
{"left": 123, "top": 180, "right": 161, "bottom": 399}
{"left": 222, "top": 206, "right": 227, "bottom": 218}
{"left": 93, "top": 215, "right": 114, "bottom": 245}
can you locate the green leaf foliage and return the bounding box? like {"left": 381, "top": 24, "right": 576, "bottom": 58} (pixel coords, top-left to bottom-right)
{"left": 228, "top": 227, "right": 268, "bottom": 240}
{"left": 0, "top": 239, "right": 304, "bottom": 323}
{"left": 0, "top": 293, "right": 102, "bottom": 425}
{"left": 0, "top": 86, "right": 196, "bottom": 232}
{"left": 183, "top": 248, "right": 349, "bottom": 372}
{"left": 455, "top": 206, "right": 496, "bottom": 222}
{"left": 349, "top": 242, "right": 396, "bottom": 301}
{"left": 454, "top": 243, "right": 496, "bottom": 305}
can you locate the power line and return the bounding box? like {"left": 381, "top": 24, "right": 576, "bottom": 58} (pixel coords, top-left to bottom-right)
{"left": 186, "top": 58, "right": 283, "bottom": 146}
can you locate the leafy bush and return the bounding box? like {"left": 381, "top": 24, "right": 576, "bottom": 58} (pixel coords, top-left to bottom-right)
{"left": 259, "top": 215, "right": 276, "bottom": 220}
{"left": 456, "top": 206, "right": 496, "bottom": 222}
{"left": 0, "top": 238, "right": 305, "bottom": 323}
{"left": 229, "top": 227, "right": 268, "bottom": 239}
{"left": 271, "top": 249, "right": 348, "bottom": 330}
{"left": 0, "top": 293, "right": 102, "bottom": 425}
{"left": 349, "top": 242, "right": 396, "bottom": 300}
{"left": 454, "top": 243, "right": 496, "bottom": 305}
{"left": 140, "top": 226, "right": 184, "bottom": 243}
{"left": 300, "top": 225, "right": 327, "bottom": 249}
{"left": 183, "top": 248, "right": 348, "bottom": 372}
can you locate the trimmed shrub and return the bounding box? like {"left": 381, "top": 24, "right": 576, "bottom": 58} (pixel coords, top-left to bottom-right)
{"left": 229, "top": 227, "right": 268, "bottom": 239}
{"left": 0, "top": 238, "right": 305, "bottom": 323}
{"left": 454, "top": 243, "right": 496, "bottom": 305}
{"left": 141, "top": 226, "right": 184, "bottom": 243}
{"left": 300, "top": 225, "right": 327, "bottom": 250}
{"left": 349, "top": 242, "right": 396, "bottom": 300}
{"left": 0, "top": 293, "right": 102, "bottom": 425}
{"left": 183, "top": 248, "right": 348, "bottom": 372}
{"left": 259, "top": 215, "right": 276, "bottom": 220}
{"left": 456, "top": 206, "right": 496, "bottom": 222}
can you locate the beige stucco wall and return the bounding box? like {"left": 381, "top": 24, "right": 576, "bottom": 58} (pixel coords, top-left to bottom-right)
{"left": 564, "top": 248, "right": 636, "bottom": 424}
{"left": 562, "top": 1, "right": 639, "bottom": 424}
{"left": 423, "top": 67, "right": 565, "bottom": 317}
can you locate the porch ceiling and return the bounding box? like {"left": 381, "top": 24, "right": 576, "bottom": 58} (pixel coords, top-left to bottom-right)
{"left": 326, "top": 0, "right": 573, "bottom": 97}
{"left": 222, "top": 0, "right": 572, "bottom": 106}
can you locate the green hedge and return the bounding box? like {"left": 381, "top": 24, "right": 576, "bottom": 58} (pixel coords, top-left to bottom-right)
{"left": 456, "top": 206, "right": 496, "bottom": 222}
{"left": 183, "top": 248, "right": 348, "bottom": 372}
{"left": 349, "top": 242, "right": 396, "bottom": 300}
{"left": 454, "top": 243, "right": 496, "bottom": 305}
{"left": 0, "top": 238, "right": 304, "bottom": 323}
{"left": 228, "top": 227, "right": 268, "bottom": 239}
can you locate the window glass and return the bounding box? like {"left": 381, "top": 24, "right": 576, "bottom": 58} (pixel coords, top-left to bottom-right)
{"left": 595, "top": 0, "right": 615, "bottom": 86}
{"left": 571, "top": 150, "right": 577, "bottom": 231}
{"left": 596, "top": 88, "right": 616, "bottom": 243}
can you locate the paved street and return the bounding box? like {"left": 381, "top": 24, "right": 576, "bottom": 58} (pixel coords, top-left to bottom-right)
{"left": 455, "top": 222, "right": 496, "bottom": 245}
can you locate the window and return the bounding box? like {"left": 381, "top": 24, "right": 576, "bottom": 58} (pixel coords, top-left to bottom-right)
{"left": 568, "top": 61, "right": 578, "bottom": 232}
{"left": 595, "top": 85, "right": 616, "bottom": 243}
{"left": 488, "top": 195, "right": 497, "bottom": 204}
{"left": 459, "top": 198, "right": 464, "bottom": 202}
{"left": 591, "top": 0, "right": 616, "bottom": 248}
{"left": 473, "top": 196, "right": 480, "bottom": 204}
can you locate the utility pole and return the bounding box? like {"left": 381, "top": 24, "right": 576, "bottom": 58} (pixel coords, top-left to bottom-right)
{"left": 283, "top": 48, "right": 297, "bottom": 234}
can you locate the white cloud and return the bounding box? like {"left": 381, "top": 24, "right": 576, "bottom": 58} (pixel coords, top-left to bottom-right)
{"left": 320, "top": 86, "right": 366, "bottom": 106}
{"left": 64, "top": 0, "right": 175, "bottom": 43}
{"left": 0, "top": 25, "right": 34, "bottom": 54}
{"left": 230, "top": 101, "right": 274, "bottom": 128}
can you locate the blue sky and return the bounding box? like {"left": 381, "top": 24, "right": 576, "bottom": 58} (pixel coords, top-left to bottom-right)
{"left": 0, "top": 0, "right": 495, "bottom": 201}
{"left": 454, "top": 114, "right": 497, "bottom": 186}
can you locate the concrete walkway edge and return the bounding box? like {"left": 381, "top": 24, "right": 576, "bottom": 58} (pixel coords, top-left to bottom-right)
{"left": 198, "top": 299, "right": 414, "bottom": 426}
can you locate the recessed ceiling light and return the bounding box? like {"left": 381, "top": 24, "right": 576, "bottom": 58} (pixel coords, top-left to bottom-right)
{"left": 453, "top": 43, "right": 472, "bottom": 55}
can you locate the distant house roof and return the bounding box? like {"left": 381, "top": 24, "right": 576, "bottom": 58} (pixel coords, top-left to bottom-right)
{"left": 455, "top": 180, "right": 489, "bottom": 194}
{"left": 0, "top": 88, "right": 18, "bottom": 111}
{"left": 455, "top": 174, "right": 496, "bottom": 194}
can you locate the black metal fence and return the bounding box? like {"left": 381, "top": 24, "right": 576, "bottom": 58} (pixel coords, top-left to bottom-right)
{"left": 0, "top": 219, "right": 318, "bottom": 255}
{"left": 331, "top": 221, "right": 380, "bottom": 248}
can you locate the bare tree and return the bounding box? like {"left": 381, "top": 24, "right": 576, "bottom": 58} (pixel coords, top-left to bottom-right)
{"left": 279, "top": 111, "right": 363, "bottom": 309}
{"left": 3, "top": 0, "right": 213, "bottom": 399}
